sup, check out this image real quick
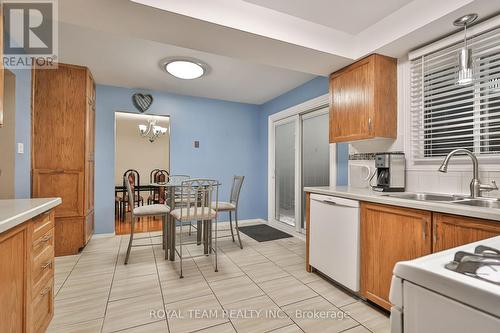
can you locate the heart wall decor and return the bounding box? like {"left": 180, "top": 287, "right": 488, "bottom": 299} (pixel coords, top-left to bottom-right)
{"left": 132, "top": 93, "right": 154, "bottom": 113}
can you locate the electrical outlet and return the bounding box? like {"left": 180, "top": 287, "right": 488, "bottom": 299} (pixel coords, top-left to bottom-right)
{"left": 17, "top": 143, "right": 24, "bottom": 154}
{"left": 194, "top": 141, "right": 200, "bottom": 148}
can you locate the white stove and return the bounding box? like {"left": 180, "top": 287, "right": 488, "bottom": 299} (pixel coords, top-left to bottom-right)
{"left": 389, "top": 236, "right": 500, "bottom": 333}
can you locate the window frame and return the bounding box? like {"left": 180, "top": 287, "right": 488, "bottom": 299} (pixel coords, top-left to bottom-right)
{"left": 407, "top": 16, "right": 500, "bottom": 169}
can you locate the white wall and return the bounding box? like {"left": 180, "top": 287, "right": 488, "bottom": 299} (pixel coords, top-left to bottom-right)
{"left": 115, "top": 112, "right": 170, "bottom": 185}
{"left": 348, "top": 58, "right": 500, "bottom": 197}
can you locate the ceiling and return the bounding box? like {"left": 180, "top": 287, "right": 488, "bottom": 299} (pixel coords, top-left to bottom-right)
{"left": 57, "top": 0, "right": 500, "bottom": 104}
{"left": 244, "top": 0, "right": 413, "bottom": 34}
{"left": 59, "top": 23, "right": 315, "bottom": 104}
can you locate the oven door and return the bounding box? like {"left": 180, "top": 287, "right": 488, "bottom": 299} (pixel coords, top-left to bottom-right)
{"left": 401, "top": 281, "right": 500, "bottom": 333}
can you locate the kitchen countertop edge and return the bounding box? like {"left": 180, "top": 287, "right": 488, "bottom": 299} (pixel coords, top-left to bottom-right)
{"left": 0, "top": 198, "right": 62, "bottom": 234}
{"left": 304, "top": 186, "right": 500, "bottom": 222}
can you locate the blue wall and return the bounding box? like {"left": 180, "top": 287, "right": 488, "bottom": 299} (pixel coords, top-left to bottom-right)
{"left": 5, "top": 68, "right": 348, "bottom": 234}
{"left": 12, "top": 68, "right": 32, "bottom": 199}
{"left": 95, "top": 85, "right": 262, "bottom": 233}
{"left": 257, "top": 77, "right": 349, "bottom": 219}
{"left": 95, "top": 78, "right": 348, "bottom": 234}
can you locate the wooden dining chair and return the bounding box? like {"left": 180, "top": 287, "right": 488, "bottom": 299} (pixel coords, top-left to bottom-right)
{"left": 148, "top": 169, "right": 170, "bottom": 204}
{"left": 147, "top": 168, "right": 160, "bottom": 205}
{"left": 124, "top": 175, "right": 170, "bottom": 264}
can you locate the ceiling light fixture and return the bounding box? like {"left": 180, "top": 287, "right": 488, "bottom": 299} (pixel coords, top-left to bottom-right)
{"left": 453, "top": 13, "right": 478, "bottom": 86}
{"left": 160, "top": 58, "right": 208, "bottom": 80}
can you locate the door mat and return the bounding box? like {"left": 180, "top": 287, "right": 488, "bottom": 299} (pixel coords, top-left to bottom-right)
{"left": 238, "top": 224, "right": 293, "bottom": 242}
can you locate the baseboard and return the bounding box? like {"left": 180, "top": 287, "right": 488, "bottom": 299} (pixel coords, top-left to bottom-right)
{"left": 91, "top": 232, "right": 116, "bottom": 239}
{"left": 217, "top": 218, "right": 266, "bottom": 225}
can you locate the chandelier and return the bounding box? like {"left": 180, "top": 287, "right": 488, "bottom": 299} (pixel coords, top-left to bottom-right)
{"left": 138, "top": 117, "right": 168, "bottom": 143}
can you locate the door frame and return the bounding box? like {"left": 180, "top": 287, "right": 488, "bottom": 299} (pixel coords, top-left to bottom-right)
{"left": 267, "top": 93, "right": 335, "bottom": 234}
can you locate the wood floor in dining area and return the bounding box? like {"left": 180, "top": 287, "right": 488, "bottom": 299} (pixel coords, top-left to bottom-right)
{"left": 115, "top": 214, "right": 163, "bottom": 235}
{"left": 48, "top": 221, "right": 390, "bottom": 333}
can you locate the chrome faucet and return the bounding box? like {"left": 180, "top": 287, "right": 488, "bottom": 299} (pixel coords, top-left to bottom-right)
{"left": 438, "top": 148, "right": 498, "bottom": 198}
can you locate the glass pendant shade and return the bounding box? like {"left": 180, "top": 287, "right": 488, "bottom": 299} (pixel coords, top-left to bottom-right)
{"left": 457, "top": 47, "right": 473, "bottom": 86}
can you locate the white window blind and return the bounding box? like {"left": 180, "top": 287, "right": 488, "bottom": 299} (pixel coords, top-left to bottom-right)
{"left": 410, "top": 25, "right": 500, "bottom": 161}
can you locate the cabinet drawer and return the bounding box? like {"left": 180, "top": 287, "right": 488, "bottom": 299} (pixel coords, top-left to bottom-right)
{"left": 32, "top": 228, "right": 54, "bottom": 258}
{"left": 32, "top": 210, "right": 54, "bottom": 240}
{"left": 32, "top": 278, "right": 54, "bottom": 333}
{"left": 32, "top": 244, "right": 54, "bottom": 291}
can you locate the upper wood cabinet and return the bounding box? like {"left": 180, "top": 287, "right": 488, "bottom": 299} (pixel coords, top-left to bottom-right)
{"left": 32, "top": 63, "right": 95, "bottom": 256}
{"left": 433, "top": 213, "right": 500, "bottom": 252}
{"left": 329, "top": 54, "right": 397, "bottom": 143}
{"left": 360, "top": 202, "right": 432, "bottom": 310}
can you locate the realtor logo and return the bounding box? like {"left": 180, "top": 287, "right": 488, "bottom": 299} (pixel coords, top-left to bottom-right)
{"left": 3, "top": 0, "right": 58, "bottom": 68}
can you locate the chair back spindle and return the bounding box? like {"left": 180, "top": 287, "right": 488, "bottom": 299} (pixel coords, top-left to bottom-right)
{"left": 179, "top": 179, "right": 219, "bottom": 221}
{"left": 230, "top": 176, "right": 245, "bottom": 207}
{"left": 123, "top": 169, "right": 140, "bottom": 208}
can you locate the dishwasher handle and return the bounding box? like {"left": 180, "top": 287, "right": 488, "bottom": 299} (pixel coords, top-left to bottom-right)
{"left": 310, "top": 194, "right": 360, "bottom": 209}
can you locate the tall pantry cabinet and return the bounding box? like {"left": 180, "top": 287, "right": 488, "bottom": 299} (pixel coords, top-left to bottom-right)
{"left": 32, "top": 63, "right": 95, "bottom": 256}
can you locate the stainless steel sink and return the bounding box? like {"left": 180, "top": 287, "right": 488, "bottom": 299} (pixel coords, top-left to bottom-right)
{"left": 452, "top": 199, "right": 500, "bottom": 209}
{"left": 383, "top": 193, "right": 466, "bottom": 202}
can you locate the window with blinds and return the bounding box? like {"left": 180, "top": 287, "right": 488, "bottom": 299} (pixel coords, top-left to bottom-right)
{"left": 410, "top": 25, "right": 500, "bottom": 161}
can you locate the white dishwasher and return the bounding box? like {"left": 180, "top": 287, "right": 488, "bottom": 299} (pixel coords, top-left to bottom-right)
{"left": 309, "top": 193, "right": 360, "bottom": 292}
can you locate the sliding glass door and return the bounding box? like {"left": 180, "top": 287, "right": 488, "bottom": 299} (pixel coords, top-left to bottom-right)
{"left": 274, "top": 119, "right": 296, "bottom": 226}
{"left": 271, "top": 107, "right": 330, "bottom": 232}
{"left": 301, "top": 111, "right": 330, "bottom": 229}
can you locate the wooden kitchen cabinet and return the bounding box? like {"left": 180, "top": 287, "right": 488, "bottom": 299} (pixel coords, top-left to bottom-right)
{"left": 433, "top": 213, "right": 500, "bottom": 252}
{"left": 360, "top": 202, "right": 432, "bottom": 310}
{"left": 329, "top": 54, "right": 397, "bottom": 143}
{"left": 32, "top": 63, "right": 95, "bottom": 256}
{"left": 0, "top": 224, "right": 28, "bottom": 332}
{"left": 0, "top": 209, "right": 55, "bottom": 333}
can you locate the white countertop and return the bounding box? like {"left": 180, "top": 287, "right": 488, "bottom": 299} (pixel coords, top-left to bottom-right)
{"left": 304, "top": 186, "right": 500, "bottom": 221}
{"left": 0, "top": 198, "right": 62, "bottom": 234}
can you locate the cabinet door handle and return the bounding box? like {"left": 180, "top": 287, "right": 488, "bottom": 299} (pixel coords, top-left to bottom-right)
{"left": 41, "top": 234, "right": 52, "bottom": 242}
{"left": 368, "top": 117, "right": 373, "bottom": 131}
{"left": 34, "top": 234, "right": 52, "bottom": 249}
{"left": 433, "top": 223, "right": 438, "bottom": 244}
{"left": 40, "top": 287, "right": 51, "bottom": 296}
{"left": 422, "top": 219, "right": 427, "bottom": 241}
{"left": 41, "top": 261, "right": 52, "bottom": 270}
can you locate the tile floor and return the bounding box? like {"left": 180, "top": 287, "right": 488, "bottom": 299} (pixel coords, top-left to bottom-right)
{"left": 48, "top": 222, "right": 390, "bottom": 333}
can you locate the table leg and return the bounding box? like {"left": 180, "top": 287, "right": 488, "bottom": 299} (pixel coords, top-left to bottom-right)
{"left": 165, "top": 214, "right": 170, "bottom": 260}
{"left": 169, "top": 187, "right": 176, "bottom": 261}
{"left": 169, "top": 215, "right": 176, "bottom": 261}
{"left": 197, "top": 221, "right": 202, "bottom": 245}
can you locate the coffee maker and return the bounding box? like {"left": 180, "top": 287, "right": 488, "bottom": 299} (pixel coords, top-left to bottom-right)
{"left": 372, "top": 152, "right": 405, "bottom": 192}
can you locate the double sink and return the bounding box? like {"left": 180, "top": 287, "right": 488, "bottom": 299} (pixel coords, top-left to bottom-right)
{"left": 383, "top": 193, "right": 500, "bottom": 209}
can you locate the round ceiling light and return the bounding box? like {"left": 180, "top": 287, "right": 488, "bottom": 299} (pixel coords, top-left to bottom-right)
{"left": 160, "top": 58, "right": 208, "bottom": 80}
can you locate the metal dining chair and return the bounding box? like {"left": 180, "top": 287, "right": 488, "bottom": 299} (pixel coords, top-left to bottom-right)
{"left": 169, "top": 179, "right": 220, "bottom": 278}
{"left": 124, "top": 175, "right": 170, "bottom": 264}
{"left": 213, "top": 176, "right": 244, "bottom": 249}
{"left": 165, "top": 175, "right": 199, "bottom": 236}
{"left": 118, "top": 169, "right": 144, "bottom": 221}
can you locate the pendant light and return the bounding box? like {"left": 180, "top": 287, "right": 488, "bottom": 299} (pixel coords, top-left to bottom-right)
{"left": 453, "top": 13, "right": 478, "bottom": 86}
